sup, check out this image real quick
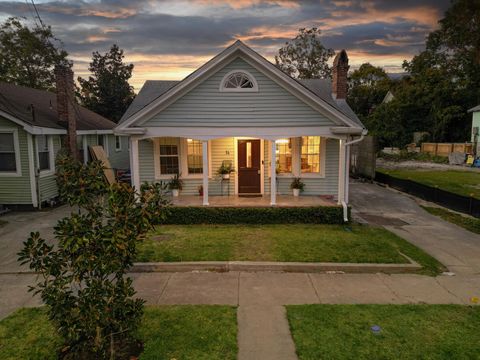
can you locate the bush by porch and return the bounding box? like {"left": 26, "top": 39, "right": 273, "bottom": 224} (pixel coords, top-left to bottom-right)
{"left": 137, "top": 224, "right": 445, "bottom": 275}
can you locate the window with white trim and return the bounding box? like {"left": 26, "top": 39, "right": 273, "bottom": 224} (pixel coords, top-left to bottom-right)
{"left": 0, "top": 132, "right": 17, "bottom": 172}
{"left": 159, "top": 138, "right": 179, "bottom": 174}
{"left": 97, "top": 134, "right": 105, "bottom": 148}
{"left": 275, "top": 138, "right": 292, "bottom": 173}
{"left": 36, "top": 135, "right": 52, "bottom": 171}
{"left": 115, "top": 136, "right": 121, "bottom": 151}
{"left": 220, "top": 70, "right": 258, "bottom": 92}
{"left": 301, "top": 136, "right": 322, "bottom": 174}
{"left": 186, "top": 139, "right": 203, "bottom": 174}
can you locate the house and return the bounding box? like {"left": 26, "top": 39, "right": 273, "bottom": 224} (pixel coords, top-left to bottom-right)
{"left": 0, "top": 68, "right": 129, "bottom": 209}
{"left": 117, "top": 41, "right": 366, "bottom": 209}
{"left": 468, "top": 105, "right": 480, "bottom": 155}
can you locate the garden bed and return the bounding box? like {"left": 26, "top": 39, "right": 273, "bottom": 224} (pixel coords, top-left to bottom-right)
{"left": 137, "top": 224, "right": 445, "bottom": 275}
{"left": 0, "top": 306, "right": 237, "bottom": 360}
{"left": 287, "top": 304, "right": 480, "bottom": 360}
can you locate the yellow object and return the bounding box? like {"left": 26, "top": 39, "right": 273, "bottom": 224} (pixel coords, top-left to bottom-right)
{"left": 470, "top": 297, "right": 479, "bottom": 304}
{"left": 466, "top": 155, "right": 474, "bottom": 165}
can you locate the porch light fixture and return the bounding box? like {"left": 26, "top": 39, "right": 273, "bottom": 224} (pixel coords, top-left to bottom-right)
{"left": 187, "top": 138, "right": 193, "bottom": 142}
{"left": 275, "top": 139, "right": 289, "bottom": 144}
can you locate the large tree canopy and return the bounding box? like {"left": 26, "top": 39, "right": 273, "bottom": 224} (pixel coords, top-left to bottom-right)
{"left": 78, "top": 44, "right": 135, "bottom": 123}
{"left": 364, "top": 0, "right": 479, "bottom": 147}
{"left": 275, "top": 27, "right": 334, "bottom": 79}
{"left": 347, "top": 63, "right": 391, "bottom": 122}
{"left": 0, "top": 17, "right": 69, "bottom": 90}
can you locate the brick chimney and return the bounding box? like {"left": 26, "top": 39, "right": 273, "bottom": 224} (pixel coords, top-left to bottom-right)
{"left": 332, "top": 49, "right": 349, "bottom": 100}
{"left": 55, "top": 65, "right": 77, "bottom": 159}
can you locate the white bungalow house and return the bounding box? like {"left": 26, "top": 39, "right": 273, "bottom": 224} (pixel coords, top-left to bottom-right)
{"left": 116, "top": 41, "right": 366, "bottom": 210}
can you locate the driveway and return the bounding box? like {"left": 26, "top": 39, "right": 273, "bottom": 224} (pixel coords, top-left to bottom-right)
{"left": 350, "top": 182, "right": 480, "bottom": 275}
{"left": 0, "top": 206, "right": 68, "bottom": 273}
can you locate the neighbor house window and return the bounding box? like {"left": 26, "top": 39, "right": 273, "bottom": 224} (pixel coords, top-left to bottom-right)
{"left": 159, "top": 138, "right": 179, "bottom": 174}
{"left": 220, "top": 70, "right": 258, "bottom": 92}
{"left": 36, "top": 135, "right": 51, "bottom": 171}
{"left": 275, "top": 138, "right": 292, "bottom": 173}
{"left": 187, "top": 139, "right": 203, "bottom": 174}
{"left": 115, "top": 136, "right": 121, "bottom": 151}
{"left": 0, "top": 131, "right": 18, "bottom": 173}
{"left": 301, "top": 136, "right": 322, "bottom": 173}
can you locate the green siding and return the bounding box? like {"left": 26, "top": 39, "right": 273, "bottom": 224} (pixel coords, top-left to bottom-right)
{"left": 139, "top": 139, "right": 155, "bottom": 183}
{"left": 143, "top": 57, "right": 335, "bottom": 128}
{"left": 0, "top": 117, "right": 32, "bottom": 205}
{"left": 37, "top": 135, "right": 62, "bottom": 203}
{"left": 106, "top": 135, "right": 130, "bottom": 170}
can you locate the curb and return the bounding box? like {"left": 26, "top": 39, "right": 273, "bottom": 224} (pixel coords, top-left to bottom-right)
{"left": 131, "top": 260, "right": 422, "bottom": 274}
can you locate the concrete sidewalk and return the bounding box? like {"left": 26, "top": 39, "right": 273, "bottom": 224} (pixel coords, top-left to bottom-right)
{"left": 3, "top": 271, "right": 479, "bottom": 359}
{"left": 350, "top": 182, "right": 480, "bottom": 275}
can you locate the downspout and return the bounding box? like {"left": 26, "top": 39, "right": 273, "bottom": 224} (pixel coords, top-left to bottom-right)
{"left": 341, "top": 131, "right": 367, "bottom": 222}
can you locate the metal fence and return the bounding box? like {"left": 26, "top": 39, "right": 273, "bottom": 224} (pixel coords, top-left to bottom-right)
{"left": 375, "top": 172, "right": 480, "bottom": 218}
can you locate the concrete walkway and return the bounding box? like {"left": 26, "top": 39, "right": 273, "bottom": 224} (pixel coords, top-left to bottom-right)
{"left": 350, "top": 182, "right": 480, "bottom": 275}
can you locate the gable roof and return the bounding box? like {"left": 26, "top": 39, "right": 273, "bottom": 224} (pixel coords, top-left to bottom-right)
{"left": 0, "top": 82, "right": 117, "bottom": 133}
{"left": 118, "top": 40, "right": 364, "bottom": 132}
{"left": 468, "top": 105, "right": 480, "bottom": 113}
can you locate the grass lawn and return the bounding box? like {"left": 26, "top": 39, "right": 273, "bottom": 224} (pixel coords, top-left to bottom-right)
{"left": 0, "top": 306, "right": 237, "bottom": 360}
{"left": 137, "top": 224, "right": 445, "bottom": 275}
{"left": 422, "top": 206, "right": 480, "bottom": 234}
{"left": 287, "top": 304, "right": 480, "bottom": 360}
{"left": 377, "top": 168, "right": 480, "bottom": 199}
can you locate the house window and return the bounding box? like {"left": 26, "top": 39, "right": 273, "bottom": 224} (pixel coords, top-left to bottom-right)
{"left": 0, "top": 132, "right": 17, "bottom": 172}
{"left": 275, "top": 138, "right": 292, "bottom": 173}
{"left": 301, "top": 136, "right": 322, "bottom": 173}
{"left": 220, "top": 70, "right": 258, "bottom": 92}
{"left": 115, "top": 136, "right": 121, "bottom": 151}
{"left": 159, "top": 138, "right": 179, "bottom": 174}
{"left": 36, "top": 135, "right": 51, "bottom": 171}
{"left": 187, "top": 139, "right": 203, "bottom": 174}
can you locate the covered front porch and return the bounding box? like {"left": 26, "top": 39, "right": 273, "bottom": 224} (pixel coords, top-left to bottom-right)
{"left": 171, "top": 194, "right": 337, "bottom": 207}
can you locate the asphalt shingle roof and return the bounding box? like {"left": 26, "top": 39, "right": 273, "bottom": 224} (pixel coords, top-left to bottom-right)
{"left": 0, "top": 82, "right": 117, "bottom": 131}
{"left": 468, "top": 105, "right": 480, "bottom": 113}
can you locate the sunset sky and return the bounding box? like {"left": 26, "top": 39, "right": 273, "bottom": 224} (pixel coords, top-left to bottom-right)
{"left": 0, "top": 0, "right": 451, "bottom": 91}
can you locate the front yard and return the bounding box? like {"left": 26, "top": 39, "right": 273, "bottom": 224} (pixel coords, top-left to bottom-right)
{"left": 377, "top": 168, "right": 480, "bottom": 199}
{"left": 0, "top": 306, "right": 237, "bottom": 360}
{"left": 137, "top": 224, "right": 445, "bottom": 275}
{"left": 287, "top": 304, "right": 480, "bottom": 360}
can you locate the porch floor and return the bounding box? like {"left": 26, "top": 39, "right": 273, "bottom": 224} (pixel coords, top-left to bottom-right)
{"left": 171, "top": 195, "right": 337, "bottom": 207}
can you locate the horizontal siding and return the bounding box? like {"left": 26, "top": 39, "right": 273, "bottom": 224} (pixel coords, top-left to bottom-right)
{"left": 144, "top": 57, "right": 335, "bottom": 128}
{"left": 138, "top": 136, "right": 339, "bottom": 197}
{"left": 106, "top": 135, "right": 130, "bottom": 170}
{"left": 0, "top": 117, "right": 32, "bottom": 204}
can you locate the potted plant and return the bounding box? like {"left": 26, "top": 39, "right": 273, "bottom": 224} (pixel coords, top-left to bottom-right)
{"left": 198, "top": 185, "right": 203, "bottom": 196}
{"left": 217, "top": 163, "right": 234, "bottom": 180}
{"left": 168, "top": 173, "right": 183, "bottom": 197}
{"left": 290, "top": 177, "right": 305, "bottom": 197}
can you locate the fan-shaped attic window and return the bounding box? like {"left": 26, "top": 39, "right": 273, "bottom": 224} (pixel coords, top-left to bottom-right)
{"left": 220, "top": 70, "right": 258, "bottom": 92}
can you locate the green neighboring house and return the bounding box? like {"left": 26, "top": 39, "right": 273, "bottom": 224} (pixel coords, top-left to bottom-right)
{"left": 469, "top": 105, "right": 480, "bottom": 154}
{"left": 0, "top": 82, "right": 129, "bottom": 209}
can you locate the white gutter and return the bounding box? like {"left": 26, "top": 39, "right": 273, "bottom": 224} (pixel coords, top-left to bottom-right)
{"left": 341, "top": 130, "right": 367, "bottom": 222}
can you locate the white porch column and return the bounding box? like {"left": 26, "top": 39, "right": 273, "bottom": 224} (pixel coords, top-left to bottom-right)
{"left": 337, "top": 139, "right": 346, "bottom": 204}
{"left": 270, "top": 140, "right": 277, "bottom": 206}
{"left": 130, "top": 137, "right": 140, "bottom": 191}
{"left": 202, "top": 140, "right": 209, "bottom": 206}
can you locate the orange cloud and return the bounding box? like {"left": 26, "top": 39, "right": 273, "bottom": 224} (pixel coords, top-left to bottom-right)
{"left": 193, "top": 0, "right": 299, "bottom": 9}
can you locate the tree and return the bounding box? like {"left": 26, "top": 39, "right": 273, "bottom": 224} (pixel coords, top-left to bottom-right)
{"left": 275, "top": 27, "right": 334, "bottom": 79}
{"left": 78, "top": 44, "right": 135, "bottom": 122}
{"left": 347, "top": 63, "right": 391, "bottom": 122}
{"left": 18, "top": 151, "right": 169, "bottom": 359}
{"left": 0, "top": 17, "right": 69, "bottom": 90}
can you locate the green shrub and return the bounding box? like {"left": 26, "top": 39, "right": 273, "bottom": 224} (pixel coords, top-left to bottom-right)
{"left": 158, "top": 206, "right": 347, "bottom": 225}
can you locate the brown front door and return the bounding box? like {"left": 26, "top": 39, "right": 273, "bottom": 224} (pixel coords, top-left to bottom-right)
{"left": 238, "top": 139, "right": 261, "bottom": 194}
